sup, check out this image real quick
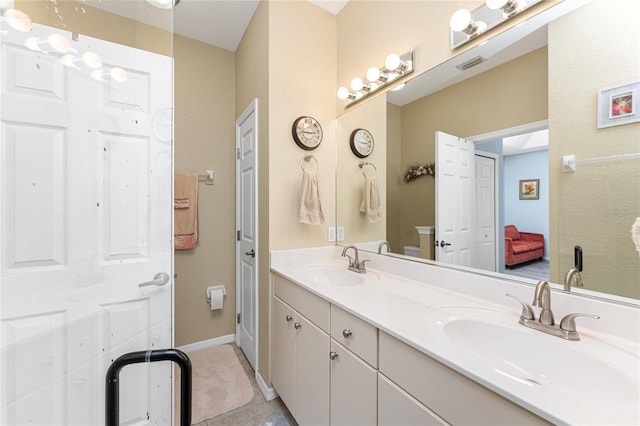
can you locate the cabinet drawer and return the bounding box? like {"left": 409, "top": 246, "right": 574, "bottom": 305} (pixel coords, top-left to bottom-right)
{"left": 331, "top": 304, "right": 378, "bottom": 367}
{"left": 378, "top": 373, "right": 448, "bottom": 426}
{"left": 379, "top": 332, "right": 549, "bottom": 426}
{"left": 273, "top": 273, "right": 330, "bottom": 332}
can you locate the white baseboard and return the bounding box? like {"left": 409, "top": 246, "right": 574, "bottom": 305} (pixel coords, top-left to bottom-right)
{"left": 256, "top": 371, "right": 278, "bottom": 401}
{"left": 177, "top": 334, "right": 235, "bottom": 353}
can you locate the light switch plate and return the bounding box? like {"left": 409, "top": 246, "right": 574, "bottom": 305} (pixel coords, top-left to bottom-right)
{"left": 337, "top": 226, "right": 345, "bottom": 242}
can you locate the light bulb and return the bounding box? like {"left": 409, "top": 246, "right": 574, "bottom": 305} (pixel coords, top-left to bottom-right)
{"left": 110, "top": 67, "right": 128, "bottom": 82}
{"left": 146, "top": 0, "right": 180, "bottom": 9}
{"left": 366, "top": 67, "right": 380, "bottom": 82}
{"left": 390, "top": 83, "right": 406, "bottom": 92}
{"left": 486, "top": 0, "right": 508, "bottom": 9}
{"left": 350, "top": 77, "right": 364, "bottom": 91}
{"left": 337, "top": 87, "right": 350, "bottom": 100}
{"left": 450, "top": 8, "right": 471, "bottom": 32}
{"left": 486, "top": 0, "right": 523, "bottom": 13}
{"left": 82, "top": 51, "right": 103, "bottom": 69}
{"left": 47, "top": 33, "right": 71, "bottom": 54}
{"left": 4, "top": 9, "right": 32, "bottom": 32}
{"left": 385, "top": 53, "right": 401, "bottom": 71}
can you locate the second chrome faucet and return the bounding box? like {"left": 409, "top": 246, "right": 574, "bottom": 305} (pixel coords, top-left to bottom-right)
{"left": 507, "top": 281, "right": 599, "bottom": 341}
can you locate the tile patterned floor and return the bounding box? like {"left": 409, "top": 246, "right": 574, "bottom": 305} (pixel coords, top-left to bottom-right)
{"left": 193, "top": 344, "right": 297, "bottom": 426}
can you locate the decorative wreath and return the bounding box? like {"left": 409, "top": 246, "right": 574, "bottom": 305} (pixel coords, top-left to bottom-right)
{"left": 404, "top": 162, "right": 435, "bottom": 183}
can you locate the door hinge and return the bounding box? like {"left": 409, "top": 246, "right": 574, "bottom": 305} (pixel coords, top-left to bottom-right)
{"left": 237, "top": 230, "right": 240, "bottom": 241}
{"left": 237, "top": 313, "right": 241, "bottom": 324}
{"left": 236, "top": 148, "right": 241, "bottom": 159}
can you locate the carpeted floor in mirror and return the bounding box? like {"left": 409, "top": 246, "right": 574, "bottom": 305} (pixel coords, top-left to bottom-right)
{"left": 178, "top": 343, "right": 297, "bottom": 426}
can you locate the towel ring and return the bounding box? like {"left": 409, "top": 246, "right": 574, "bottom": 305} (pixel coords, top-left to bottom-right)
{"left": 300, "top": 155, "right": 319, "bottom": 172}
{"left": 359, "top": 161, "right": 377, "bottom": 178}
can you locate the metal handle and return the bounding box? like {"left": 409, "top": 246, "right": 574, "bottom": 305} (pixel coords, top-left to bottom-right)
{"left": 138, "top": 272, "right": 170, "bottom": 288}
{"left": 329, "top": 351, "right": 338, "bottom": 360}
{"left": 245, "top": 249, "right": 255, "bottom": 258}
{"left": 342, "top": 329, "right": 352, "bottom": 339}
{"left": 294, "top": 322, "right": 302, "bottom": 330}
{"left": 505, "top": 293, "right": 536, "bottom": 320}
{"left": 285, "top": 315, "right": 293, "bottom": 322}
{"left": 439, "top": 241, "right": 452, "bottom": 247}
{"left": 559, "top": 313, "right": 600, "bottom": 332}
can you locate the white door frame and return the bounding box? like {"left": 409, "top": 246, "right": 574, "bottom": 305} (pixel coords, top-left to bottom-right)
{"left": 235, "top": 99, "right": 258, "bottom": 371}
{"left": 474, "top": 151, "right": 500, "bottom": 272}
{"left": 467, "top": 119, "right": 548, "bottom": 272}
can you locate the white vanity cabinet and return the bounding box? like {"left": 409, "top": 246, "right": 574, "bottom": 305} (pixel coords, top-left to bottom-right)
{"left": 378, "top": 331, "right": 549, "bottom": 426}
{"left": 378, "top": 373, "right": 448, "bottom": 426}
{"left": 272, "top": 275, "right": 330, "bottom": 426}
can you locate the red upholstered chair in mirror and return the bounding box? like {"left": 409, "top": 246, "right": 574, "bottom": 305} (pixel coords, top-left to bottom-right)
{"left": 504, "top": 225, "right": 544, "bottom": 268}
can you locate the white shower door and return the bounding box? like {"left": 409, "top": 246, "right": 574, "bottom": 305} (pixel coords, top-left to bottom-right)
{"left": 1, "top": 24, "right": 174, "bottom": 425}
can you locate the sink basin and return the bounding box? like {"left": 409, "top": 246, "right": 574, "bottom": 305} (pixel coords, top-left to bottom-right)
{"left": 300, "top": 264, "right": 378, "bottom": 287}
{"left": 425, "top": 306, "right": 639, "bottom": 404}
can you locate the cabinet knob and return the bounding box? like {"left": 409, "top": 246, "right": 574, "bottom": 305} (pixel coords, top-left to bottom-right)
{"left": 342, "top": 329, "right": 353, "bottom": 339}
{"left": 294, "top": 322, "right": 302, "bottom": 330}
{"left": 329, "top": 351, "right": 339, "bottom": 360}
{"left": 285, "top": 315, "right": 293, "bottom": 322}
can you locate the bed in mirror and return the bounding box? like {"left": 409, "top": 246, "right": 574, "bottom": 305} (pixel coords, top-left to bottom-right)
{"left": 336, "top": 0, "right": 640, "bottom": 303}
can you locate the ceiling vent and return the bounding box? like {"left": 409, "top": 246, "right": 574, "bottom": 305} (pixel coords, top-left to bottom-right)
{"left": 456, "top": 55, "right": 486, "bottom": 71}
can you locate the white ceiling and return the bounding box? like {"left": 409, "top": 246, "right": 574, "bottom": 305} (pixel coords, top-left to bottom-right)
{"left": 81, "top": 0, "right": 348, "bottom": 52}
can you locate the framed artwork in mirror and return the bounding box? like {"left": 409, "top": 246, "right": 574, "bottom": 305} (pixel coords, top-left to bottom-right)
{"left": 597, "top": 81, "right": 639, "bottom": 128}
{"left": 519, "top": 179, "right": 539, "bottom": 200}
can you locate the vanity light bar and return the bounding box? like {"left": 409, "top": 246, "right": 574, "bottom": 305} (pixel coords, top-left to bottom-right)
{"left": 338, "top": 49, "right": 415, "bottom": 107}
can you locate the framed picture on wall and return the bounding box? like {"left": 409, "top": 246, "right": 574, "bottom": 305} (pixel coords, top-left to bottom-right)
{"left": 597, "top": 80, "right": 640, "bottom": 128}
{"left": 519, "top": 179, "right": 539, "bottom": 200}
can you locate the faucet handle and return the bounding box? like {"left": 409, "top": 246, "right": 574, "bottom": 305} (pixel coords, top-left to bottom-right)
{"left": 505, "top": 293, "right": 535, "bottom": 320}
{"left": 559, "top": 313, "right": 600, "bottom": 332}
{"left": 357, "top": 259, "right": 369, "bottom": 273}
{"left": 343, "top": 254, "right": 355, "bottom": 267}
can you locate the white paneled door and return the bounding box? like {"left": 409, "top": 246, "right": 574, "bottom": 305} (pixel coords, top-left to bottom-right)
{"left": 235, "top": 100, "right": 258, "bottom": 371}
{"left": 435, "top": 131, "right": 475, "bottom": 267}
{"left": 1, "top": 24, "right": 173, "bottom": 425}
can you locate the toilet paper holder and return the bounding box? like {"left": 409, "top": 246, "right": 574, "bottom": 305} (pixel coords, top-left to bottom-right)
{"left": 206, "top": 285, "right": 227, "bottom": 303}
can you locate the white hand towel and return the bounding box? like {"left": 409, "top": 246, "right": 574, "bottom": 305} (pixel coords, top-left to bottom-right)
{"left": 299, "top": 169, "right": 325, "bottom": 225}
{"left": 360, "top": 175, "right": 382, "bottom": 223}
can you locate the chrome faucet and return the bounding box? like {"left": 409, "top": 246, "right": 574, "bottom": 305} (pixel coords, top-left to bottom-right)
{"left": 377, "top": 240, "right": 390, "bottom": 254}
{"left": 506, "top": 284, "right": 599, "bottom": 341}
{"left": 563, "top": 268, "right": 584, "bottom": 291}
{"left": 341, "top": 245, "right": 368, "bottom": 273}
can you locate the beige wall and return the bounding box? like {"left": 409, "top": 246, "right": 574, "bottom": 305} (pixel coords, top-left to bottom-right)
{"left": 386, "top": 103, "right": 403, "bottom": 253}
{"left": 265, "top": 0, "right": 337, "bottom": 383}
{"left": 336, "top": 95, "right": 387, "bottom": 245}
{"left": 548, "top": 0, "right": 640, "bottom": 299}
{"left": 390, "top": 48, "right": 548, "bottom": 250}
{"left": 173, "top": 37, "right": 236, "bottom": 347}
{"left": 236, "top": 0, "right": 271, "bottom": 381}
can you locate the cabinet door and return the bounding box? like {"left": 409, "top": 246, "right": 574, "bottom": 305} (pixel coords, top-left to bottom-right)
{"left": 330, "top": 340, "right": 377, "bottom": 426}
{"left": 271, "top": 296, "right": 296, "bottom": 412}
{"left": 378, "top": 373, "right": 448, "bottom": 426}
{"left": 295, "top": 314, "right": 330, "bottom": 426}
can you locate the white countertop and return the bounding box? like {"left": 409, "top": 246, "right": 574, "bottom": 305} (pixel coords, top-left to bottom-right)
{"left": 270, "top": 246, "right": 640, "bottom": 426}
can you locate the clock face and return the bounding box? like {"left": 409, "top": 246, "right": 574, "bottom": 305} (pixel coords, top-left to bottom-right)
{"left": 350, "top": 128, "right": 374, "bottom": 158}
{"left": 292, "top": 116, "right": 323, "bottom": 150}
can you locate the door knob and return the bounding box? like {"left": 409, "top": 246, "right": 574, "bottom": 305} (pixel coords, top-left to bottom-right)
{"left": 245, "top": 249, "right": 255, "bottom": 258}
{"left": 342, "top": 329, "right": 352, "bottom": 339}
{"left": 285, "top": 315, "right": 293, "bottom": 322}
{"left": 294, "top": 322, "right": 302, "bottom": 330}
{"left": 329, "top": 351, "right": 339, "bottom": 360}
{"left": 138, "top": 272, "right": 170, "bottom": 288}
{"left": 439, "top": 241, "right": 452, "bottom": 248}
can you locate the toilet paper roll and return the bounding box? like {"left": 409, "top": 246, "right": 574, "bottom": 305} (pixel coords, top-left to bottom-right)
{"left": 209, "top": 287, "right": 224, "bottom": 310}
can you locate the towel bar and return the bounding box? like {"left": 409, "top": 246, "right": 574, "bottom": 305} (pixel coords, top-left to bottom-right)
{"left": 359, "top": 161, "right": 377, "bottom": 177}
{"left": 300, "top": 155, "right": 319, "bottom": 172}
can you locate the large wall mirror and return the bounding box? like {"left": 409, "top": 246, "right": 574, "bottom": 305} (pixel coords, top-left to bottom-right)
{"left": 337, "top": 0, "right": 639, "bottom": 303}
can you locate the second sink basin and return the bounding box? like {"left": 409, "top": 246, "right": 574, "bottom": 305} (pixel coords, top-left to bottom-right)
{"left": 300, "top": 263, "right": 379, "bottom": 287}
{"left": 425, "top": 306, "right": 639, "bottom": 405}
